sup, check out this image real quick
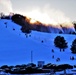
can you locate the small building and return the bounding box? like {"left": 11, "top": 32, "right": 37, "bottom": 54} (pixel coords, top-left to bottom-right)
{"left": 38, "top": 61, "right": 45, "bottom": 68}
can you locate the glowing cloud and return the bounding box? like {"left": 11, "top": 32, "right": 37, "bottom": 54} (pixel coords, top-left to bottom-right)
{"left": 25, "top": 7, "right": 72, "bottom": 26}
{"left": 25, "top": 10, "right": 58, "bottom": 25}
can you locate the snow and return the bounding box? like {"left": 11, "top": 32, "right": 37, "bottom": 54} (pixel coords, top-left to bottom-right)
{"left": 0, "top": 19, "right": 76, "bottom": 66}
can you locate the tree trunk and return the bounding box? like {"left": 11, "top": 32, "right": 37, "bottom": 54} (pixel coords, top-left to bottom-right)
{"left": 60, "top": 48, "right": 61, "bottom": 52}
{"left": 63, "top": 48, "right": 65, "bottom": 52}
{"left": 64, "top": 69, "right": 66, "bottom": 75}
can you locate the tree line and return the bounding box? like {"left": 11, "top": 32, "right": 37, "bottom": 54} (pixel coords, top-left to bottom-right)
{"left": 0, "top": 13, "right": 76, "bottom": 34}
{"left": 0, "top": 63, "right": 73, "bottom": 74}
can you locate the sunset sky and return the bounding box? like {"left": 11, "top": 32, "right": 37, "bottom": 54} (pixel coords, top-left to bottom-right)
{"left": 0, "top": 0, "right": 76, "bottom": 22}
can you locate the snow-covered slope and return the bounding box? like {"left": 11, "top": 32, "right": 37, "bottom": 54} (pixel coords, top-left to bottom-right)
{"left": 0, "top": 19, "right": 76, "bottom": 66}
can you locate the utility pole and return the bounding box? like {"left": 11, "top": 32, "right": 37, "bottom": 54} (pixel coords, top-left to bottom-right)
{"left": 31, "top": 50, "right": 33, "bottom": 63}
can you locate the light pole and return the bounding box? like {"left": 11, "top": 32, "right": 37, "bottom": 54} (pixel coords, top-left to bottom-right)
{"left": 31, "top": 50, "right": 33, "bottom": 63}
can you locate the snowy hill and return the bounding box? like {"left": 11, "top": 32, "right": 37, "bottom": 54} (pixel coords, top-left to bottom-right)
{"left": 0, "top": 19, "right": 76, "bottom": 66}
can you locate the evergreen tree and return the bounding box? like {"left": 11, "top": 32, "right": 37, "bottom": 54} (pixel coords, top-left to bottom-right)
{"left": 54, "top": 36, "right": 68, "bottom": 51}
{"left": 70, "top": 39, "right": 76, "bottom": 53}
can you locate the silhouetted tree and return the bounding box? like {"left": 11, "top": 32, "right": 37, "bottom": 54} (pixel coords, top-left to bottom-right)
{"left": 43, "top": 63, "right": 56, "bottom": 69}
{"left": 57, "top": 64, "right": 73, "bottom": 74}
{"left": 70, "top": 39, "right": 76, "bottom": 53}
{"left": 12, "top": 14, "right": 31, "bottom": 34}
{"left": 73, "top": 21, "right": 76, "bottom": 31}
{"left": 9, "top": 66, "right": 14, "bottom": 69}
{"left": 54, "top": 36, "right": 68, "bottom": 51}
{"left": 11, "top": 14, "right": 25, "bottom": 26}
{"left": 21, "top": 26, "right": 31, "bottom": 34}
{"left": 0, "top": 65, "right": 9, "bottom": 69}
{"left": 26, "top": 63, "right": 36, "bottom": 67}
{"left": 0, "top": 12, "right": 5, "bottom": 18}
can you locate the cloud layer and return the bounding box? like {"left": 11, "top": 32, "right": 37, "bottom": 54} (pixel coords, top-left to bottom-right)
{"left": 0, "top": 0, "right": 13, "bottom": 14}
